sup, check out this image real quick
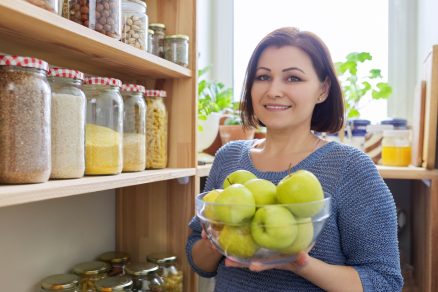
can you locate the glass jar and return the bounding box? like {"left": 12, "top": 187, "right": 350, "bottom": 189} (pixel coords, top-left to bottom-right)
{"left": 147, "top": 29, "right": 154, "bottom": 54}
{"left": 125, "top": 262, "right": 164, "bottom": 292}
{"left": 149, "top": 23, "right": 166, "bottom": 57}
{"left": 363, "top": 124, "right": 393, "bottom": 164}
{"left": 0, "top": 55, "right": 51, "bottom": 184}
{"left": 96, "top": 276, "right": 133, "bottom": 291}
{"left": 72, "top": 261, "right": 110, "bottom": 292}
{"left": 48, "top": 68, "right": 86, "bottom": 179}
{"left": 163, "top": 35, "right": 189, "bottom": 68}
{"left": 40, "top": 274, "right": 80, "bottom": 292}
{"left": 381, "top": 118, "right": 408, "bottom": 130}
{"left": 121, "top": 84, "right": 146, "bottom": 172}
{"left": 26, "top": 0, "right": 59, "bottom": 13}
{"left": 145, "top": 90, "right": 168, "bottom": 169}
{"left": 98, "top": 251, "right": 130, "bottom": 276}
{"left": 68, "top": 0, "right": 122, "bottom": 39}
{"left": 381, "top": 129, "right": 412, "bottom": 167}
{"left": 146, "top": 253, "right": 182, "bottom": 292}
{"left": 83, "top": 77, "right": 123, "bottom": 175}
{"left": 121, "top": 0, "right": 148, "bottom": 50}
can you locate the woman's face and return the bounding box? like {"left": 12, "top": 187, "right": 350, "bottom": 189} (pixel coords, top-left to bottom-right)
{"left": 251, "top": 45, "right": 329, "bottom": 131}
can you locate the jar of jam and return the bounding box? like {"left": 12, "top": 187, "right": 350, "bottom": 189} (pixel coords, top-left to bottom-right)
{"left": 146, "top": 253, "right": 182, "bottom": 292}
{"left": 96, "top": 276, "right": 133, "bottom": 291}
{"left": 72, "top": 261, "right": 110, "bottom": 292}
{"left": 40, "top": 274, "right": 80, "bottom": 292}
{"left": 381, "top": 129, "right": 412, "bottom": 167}
{"left": 149, "top": 23, "right": 166, "bottom": 57}
{"left": 125, "top": 262, "right": 164, "bottom": 292}
{"left": 98, "top": 251, "right": 130, "bottom": 276}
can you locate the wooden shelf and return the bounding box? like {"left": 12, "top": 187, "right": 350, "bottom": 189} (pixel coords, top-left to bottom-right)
{"left": 196, "top": 164, "right": 212, "bottom": 177}
{"left": 0, "top": 0, "right": 191, "bottom": 80}
{"left": 0, "top": 168, "right": 195, "bottom": 208}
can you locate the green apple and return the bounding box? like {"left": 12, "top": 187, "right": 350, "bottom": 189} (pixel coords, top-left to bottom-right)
{"left": 279, "top": 217, "right": 314, "bottom": 255}
{"left": 202, "top": 189, "right": 222, "bottom": 220}
{"left": 218, "top": 225, "right": 259, "bottom": 258}
{"left": 223, "top": 170, "right": 257, "bottom": 189}
{"left": 276, "top": 170, "right": 324, "bottom": 218}
{"left": 250, "top": 205, "right": 297, "bottom": 249}
{"left": 244, "top": 178, "right": 277, "bottom": 205}
{"left": 215, "top": 184, "right": 256, "bottom": 224}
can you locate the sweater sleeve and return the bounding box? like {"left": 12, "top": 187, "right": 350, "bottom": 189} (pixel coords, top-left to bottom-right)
{"left": 337, "top": 149, "right": 403, "bottom": 291}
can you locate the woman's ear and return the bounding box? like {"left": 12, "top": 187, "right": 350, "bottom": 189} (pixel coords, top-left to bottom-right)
{"left": 317, "top": 77, "right": 331, "bottom": 103}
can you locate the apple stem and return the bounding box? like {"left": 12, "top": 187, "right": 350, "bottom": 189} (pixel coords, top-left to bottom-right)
{"left": 287, "top": 163, "right": 293, "bottom": 176}
{"left": 227, "top": 178, "right": 232, "bottom": 185}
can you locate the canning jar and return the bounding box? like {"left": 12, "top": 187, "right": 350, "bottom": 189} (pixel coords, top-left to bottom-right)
{"left": 363, "top": 124, "right": 393, "bottom": 164}
{"left": 147, "top": 29, "right": 154, "bottom": 54}
{"left": 96, "top": 276, "right": 133, "bottom": 292}
{"left": 98, "top": 251, "right": 130, "bottom": 276}
{"left": 121, "top": 84, "right": 146, "bottom": 172}
{"left": 40, "top": 274, "right": 80, "bottom": 292}
{"left": 149, "top": 23, "right": 166, "bottom": 57}
{"left": 125, "top": 262, "right": 164, "bottom": 292}
{"left": 121, "top": 0, "right": 148, "bottom": 50}
{"left": 26, "top": 0, "right": 59, "bottom": 13}
{"left": 146, "top": 253, "right": 182, "bottom": 291}
{"left": 72, "top": 261, "right": 110, "bottom": 292}
{"left": 164, "top": 35, "right": 189, "bottom": 67}
{"left": 381, "top": 129, "right": 412, "bottom": 167}
{"left": 83, "top": 77, "right": 123, "bottom": 175}
{"left": 0, "top": 55, "right": 51, "bottom": 184}
{"left": 48, "top": 67, "right": 86, "bottom": 179}
{"left": 68, "top": 0, "right": 122, "bottom": 39}
{"left": 145, "top": 90, "right": 167, "bottom": 169}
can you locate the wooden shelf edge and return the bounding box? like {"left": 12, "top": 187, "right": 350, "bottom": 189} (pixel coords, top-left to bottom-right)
{"left": 196, "top": 164, "right": 212, "bottom": 177}
{"left": 0, "top": 168, "right": 196, "bottom": 208}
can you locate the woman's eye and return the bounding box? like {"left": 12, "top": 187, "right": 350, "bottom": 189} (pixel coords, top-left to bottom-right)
{"left": 287, "top": 76, "right": 301, "bottom": 82}
{"left": 255, "top": 75, "right": 270, "bottom": 81}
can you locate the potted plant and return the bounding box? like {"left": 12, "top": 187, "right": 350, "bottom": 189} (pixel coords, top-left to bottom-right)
{"left": 218, "top": 102, "right": 256, "bottom": 145}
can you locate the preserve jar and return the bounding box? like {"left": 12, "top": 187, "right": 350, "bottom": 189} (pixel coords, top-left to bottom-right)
{"left": 381, "top": 129, "right": 412, "bottom": 167}
{"left": 363, "top": 124, "right": 393, "bottom": 164}
{"left": 83, "top": 76, "right": 123, "bottom": 175}
{"left": 125, "top": 262, "right": 164, "bottom": 292}
{"left": 72, "top": 261, "right": 110, "bottom": 292}
{"left": 96, "top": 276, "right": 133, "bottom": 291}
{"left": 146, "top": 253, "right": 182, "bottom": 291}
{"left": 48, "top": 67, "right": 86, "bottom": 179}
{"left": 121, "top": 83, "right": 146, "bottom": 172}
{"left": 164, "top": 34, "right": 189, "bottom": 67}
{"left": 0, "top": 55, "right": 51, "bottom": 184}
{"left": 98, "top": 251, "right": 130, "bottom": 276}
{"left": 149, "top": 23, "right": 166, "bottom": 57}
{"left": 40, "top": 274, "right": 80, "bottom": 292}
{"left": 145, "top": 90, "right": 168, "bottom": 169}
{"left": 147, "top": 29, "right": 154, "bottom": 54}
{"left": 121, "top": 0, "right": 148, "bottom": 50}
{"left": 26, "top": 0, "right": 59, "bottom": 13}
{"left": 68, "top": 0, "right": 122, "bottom": 39}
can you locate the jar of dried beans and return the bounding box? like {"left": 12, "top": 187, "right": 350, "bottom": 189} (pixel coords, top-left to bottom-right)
{"left": 149, "top": 23, "right": 166, "bottom": 57}
{"left": 40, "top": 274, "right": 80, "bottom": 292}
{"left": 72, "top": 261, "right": 110, "bottom": 292}
{"left": 83, "top": 76, "right": 123, "bottom": 175}
{"left": 145, "top": 90, "right": 167, "bottom": 169}
{"left": 125, "top": 262, "right": 164, "bottom": 292}
{"left": 0, "top": 55, "right": 51, "bottom": 184}
{"left": 146, "top": 253, "right": 182, "bottom": 292}
{"left": 48, "top": 67, "right": 86, "bottom": 179}
{"left": 98, "top": 251, "right": 130, "bottom": 276}
{"left": 164, "top": 35, "right": 189, "bottom": 67}
{"left": 121, "top": 0, "right": 148, "bottom": 50}
{"left": 68, "top": 0, "right": 122, "bottom": 39}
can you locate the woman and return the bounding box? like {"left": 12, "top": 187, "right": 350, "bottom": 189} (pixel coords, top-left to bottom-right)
{"left": 186, "top": 27, "right": 403, "bottom": 291}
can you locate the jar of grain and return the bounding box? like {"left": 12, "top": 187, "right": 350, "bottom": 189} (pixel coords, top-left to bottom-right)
{"left": 164, "top": 35, "right": 189, "bottom": 67}
{"left": 40, "top": 274, "right": 80, "bottom": 292}
{"left": 121, "top": 0, "right": 148, "bottom": 50}
{"left": 98, "top": 251, "right": 130, "bottom": 276}
{"left": 72, "top": 261, "right": 110, "bottom": 292}
{"left": 149, "top": 23, "right": 166, "bottom": 57}
{"left": 83, "top": 77, "right": 123, "bottom": 175}
{"left": 125, "top": 262, "right": 164, "bottom": 292}
{"left": 68, "top": 0, "right": 122, "bottom": 39}
{"left": 26, "top": 0, "right": 59, "bottom": 13}
{"left": 0, "top": 55, "right": 51, "bottom": 184}
{"left": 121, "top": 83, "right": 146, "bottom": 172}
{"left": 48, "top": 67, "right": 86, "bottom": 179}
{"left": 145, "top": 90, "right": 167, "bottom": 169}
{"left": 96, "top": 276, "right": 133, "bottom": 292}
{"left": 146, "top": 253, "right": 182, "bottom": 292}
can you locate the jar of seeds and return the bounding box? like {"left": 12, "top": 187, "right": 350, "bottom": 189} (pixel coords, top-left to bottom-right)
{"left": 146, "top": 253, "right": 182, "bottom": 292}
{"left": 72, "top": 261, "right": 110, "bottom": 292}
{"left": 96, "top": 276, "right": 133, "bottom": 292}
{"left": 0, "top": 55, "right": 51, "bottom": 184}
{"left": 125, "top": 262, "right": 164, "bottom": 292}
{"left": 164, "top": 34, "right": 189, "bottom": 67}
{"left": 145, "top": 90, "right": 167, "bottom": 169}
{"left": 121, "top": 0, "right": 148, "bottom": 50}
{"left": 98, "top": 251, "right": 130, "bottom": 276}
{"left": 149, "top": 23, "right": 166, "bottom": 57}
{"left": 40, "top": 274, "right": 80, "bottom": 292}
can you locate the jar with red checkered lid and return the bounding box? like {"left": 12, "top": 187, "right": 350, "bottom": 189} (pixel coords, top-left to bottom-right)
{"left": 145, "top": 89, "right": 167, "bottom": 169}
{"left": 0, "top": 55, "right": 51, "bottom": 184}
{"left": 83, "top": 76, "right": 123, "bottom": 175}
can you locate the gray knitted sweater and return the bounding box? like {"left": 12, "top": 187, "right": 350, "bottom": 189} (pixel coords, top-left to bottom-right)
{"left": 186, "top": 140, "right": 403, "bottom": 291}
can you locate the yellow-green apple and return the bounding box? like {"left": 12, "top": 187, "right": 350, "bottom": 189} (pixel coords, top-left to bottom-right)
{"left": 279, "top": 217, "right": 314, "bottom": 255}
{"left": 276, "top": 170, "right": 324, "bottom": 218}
{"left": 244, "top": 178, "right": 277, "bottom": 205}
{"left": 201, "top": 189, "right": 222, "bottom": 220}
{"left": 250, "top": 205, "right": 298, "bottom": 249}
{"left": 218, "top": 225, "right": 259, "bottom": 258}
{"left": 215, "top": 184, "right": 256, "bottom": 224}
{"left": 223, "top": 170, "right": 257, "bottom": 189}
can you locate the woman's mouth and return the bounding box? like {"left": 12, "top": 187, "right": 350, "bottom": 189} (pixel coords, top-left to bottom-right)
{"left": 264, "top": 104, "right": 292, "bottom": 111}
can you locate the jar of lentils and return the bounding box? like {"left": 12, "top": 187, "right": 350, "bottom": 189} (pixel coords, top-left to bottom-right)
{"left": 164, "top": 35, "right": 189, "bottom": 67}
{"left": 125, "top": 262, "right": 164, "bottom": 292}
{"left": 149, "top": 23, "right": 166, "bottom": 57}
{"left": 40, "top": 274, "right": 80, "bottom": 292}
{"left": 96, "top": 276, "right": 133, "bottom": 292}
{"left": 146, "top": 253, "right": 182, "bottom": 291}
{"left": 145, "top": 90, "right": 167, "bottom": 169}
{"left": 98, "top": 251, "right": 130, "bottom": 276}
{"left": 0, "top": 55, "right": 51, "bottom": 184}
{"left": 121, "top": 0, "right": 148, "bottom": 50}
{"left": 72, "top": 261, "right": 110, "bottom": 292}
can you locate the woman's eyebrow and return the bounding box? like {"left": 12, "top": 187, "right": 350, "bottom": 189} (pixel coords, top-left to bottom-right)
{"left": 283, "top": 67, "right": 305, "bottom": 74}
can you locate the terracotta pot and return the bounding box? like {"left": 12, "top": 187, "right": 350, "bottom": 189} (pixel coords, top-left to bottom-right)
{"left": 219, "top": 125, "right": 255, "bottom": 145}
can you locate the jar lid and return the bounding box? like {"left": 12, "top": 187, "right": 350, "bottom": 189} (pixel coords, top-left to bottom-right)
{"left": 48, "top": 67, "right": 84, "bottom": 80}
{"left": 148, "top": 29, "right": 154, "bottom": 34}
{"left": 72, "top": 261, "right": 110, "bottom": 275}
{"left": 383, "top": 129, "right": 411, "bottom": 138}
{"left": 41, "top": 274, "right": 80, "bottom": 290}
{"left": 84, "top": 76, "right": 122, "bottom": 87}
{"left": 125, "top": 262, "right": 159, "bottom": 276}
{"left": 348, "top": 119, "right": 370, "bottom": 127}
{"left": 381, "top": 118, "right": 407, "bottom": 128}
{"left": 121, "top": 83, "right": 146, "bottom": 93}
{"left": 164, "top": 34, "right": 189, "bottom": 40}
{"left": 0, "top": 55, "right": 49, "bottom": 71}
{"left": 149, "top": 23, "right": 166, "bottom": 29}
{"left": 95, "top": 276, "right": 133, "bottom": 291}
{"left": 147, "top": 252, "right": 177, "bottom": 264}
{"left": 98, "top": 251, "right": 130, "bottom": 263}
{"left": 145, "top": 90, "right": 166, "bottom": 97}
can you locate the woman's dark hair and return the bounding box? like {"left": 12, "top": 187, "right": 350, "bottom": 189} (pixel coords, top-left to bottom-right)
{"left": 240, "top": 27, "right": 344, "bottom": 133}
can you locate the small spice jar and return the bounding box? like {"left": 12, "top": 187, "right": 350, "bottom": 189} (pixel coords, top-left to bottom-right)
{"left": 164, "top": 35, "right": 189, "bottom": 67}
{"left": 125, "top": 262, "right": 164, "bottom": 292}
{"left": 26, "top": 0, "right": 59, "bottom": 13}
{"left": 72, "top": 261, "right": 110, "bottom": 292}
{"left": 96, "top": 276, "right": 133, "bottom": 292}
{"left": 147, "top": 29, "right": 154, "bottom": 54}
{"left": 149, "top": 23, "right": 166, "bottom": 57}
{"left": 146, "top": 253, "right": 182, "bottom": 292}
{"left": 121, "top": 84, "right": 146, "bottom": 172}
{"left": 381, "top": 129, "right": 412, "bottom": 167}
{"left": 40, "top": 274, "right": 80, "bottom": 292}
{"left": 98, "top": 251, "right": 130, "bottom": 276}
{"left": 83, "top": 77, "right": 124, "bottom": 175}
{"left": 121, "top": 0, "right": 148, "bottom": 50}
{"left": 0, "top": 55, "right": 51, "bottom": 184}
{"left": 145, "top": 90, "right": 168, "bottom": 169}
{"left": 48, "top": 67, "right": 86, "bottom": 179}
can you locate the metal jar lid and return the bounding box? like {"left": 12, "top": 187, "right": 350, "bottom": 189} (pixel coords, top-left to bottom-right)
{"left": 147, "top": 253, "right": 177, "bottom": 264}
{"left": 98, "top": 251, "right": 130, "bottom": 264}
{"left": 95, "top": 276, "right": 133, "bottom": 291}
{"left": 125, "top": 262, "right": 159, "bottom": 276}
{"left": 164, "top": 34, "right": 189, "bottom": 41}
{"left": 41, "top": 274, "right": 80, "bottom": 290}
{"left": 72, "top": 261, "right": 110, "bottom": 275}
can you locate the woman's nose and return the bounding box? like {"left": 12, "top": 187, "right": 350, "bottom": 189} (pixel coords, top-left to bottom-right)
{"left": 266, "top": 78, "right": 284, "bottom": 98}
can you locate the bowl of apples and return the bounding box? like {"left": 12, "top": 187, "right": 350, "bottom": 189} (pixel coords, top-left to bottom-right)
{"left": 195, "top": 169, "right": 331, "bottom": 265}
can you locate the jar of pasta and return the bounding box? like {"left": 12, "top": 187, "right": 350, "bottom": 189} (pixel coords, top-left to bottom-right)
{"left": 145, "top": 90, "right": 167, "bottom": 169}
{"left": 83, "top": 77, "right": 123, "bottom": 175}
{"left": 149, "top": 23, "right": 166, "bottom": 57}
{"left": 98, "top": 251, "right": 130, "bottom": 276}
{"left": 381, "top": 129, "right": 412, "bottom": 167}
{"left": 0, "top": 55, "right": 51, "bottom": 184}
{"left": 164, "top": 35, "right": 189, "bottom": 67}
{"left": 121, "top": 84, "right": 146, "bottom": 172}
{"left": 121, "top": 0, "right": 148, "bottom": 50}
{"left": 146, "top": 253, "right": 182, "bottom": 292}
{"left": 125, "top": 262, "right": 164, "bottom": 292}
{"left": 96, "top": 276, "right": 133, "bottom": 292}
{"left": 48, "top": 67, "right": 86, "bottom": 179}
{"left": 40, "top": 274, "right": 80, "bottom": 292}
{"left": 72, "top": 261, "right": 110, "bottom": 292}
